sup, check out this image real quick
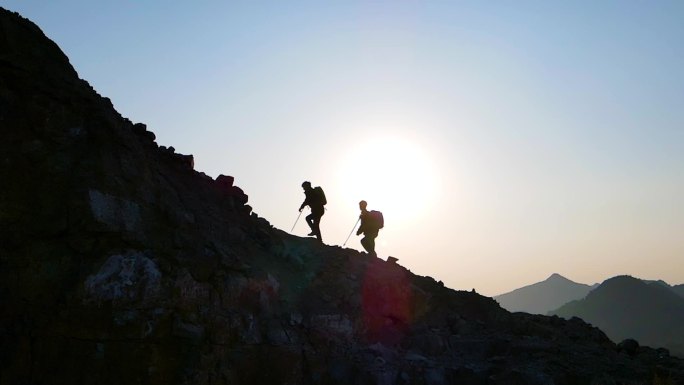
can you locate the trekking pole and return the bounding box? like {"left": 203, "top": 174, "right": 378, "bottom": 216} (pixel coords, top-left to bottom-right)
{"left": 343, "top": 218, "right": 361, "bottom": 246}
{"left": 291, "top": 211, "right": 303, "bottom": 232}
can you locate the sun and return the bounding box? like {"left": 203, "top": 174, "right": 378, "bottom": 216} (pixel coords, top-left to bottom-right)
{"left": 336, "top": 135, "right": 440, "bottom": 224}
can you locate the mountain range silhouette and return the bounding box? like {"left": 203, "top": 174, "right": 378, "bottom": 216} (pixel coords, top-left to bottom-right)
{"left": 494, "top": 273, "right": 597, "bottom": 315}
{"left": 550, "top": 275, "right": 684, "bottom": 359}
{"left": 1, "top": 7, "right": 683, "bottom": 384}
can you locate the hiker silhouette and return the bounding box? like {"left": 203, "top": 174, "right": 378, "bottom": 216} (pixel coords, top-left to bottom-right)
{"left": 299, "top": 181, "right": 326, "bottom": 243}
{"left": 357, "top": 200, "right": 383, "bottom": 256}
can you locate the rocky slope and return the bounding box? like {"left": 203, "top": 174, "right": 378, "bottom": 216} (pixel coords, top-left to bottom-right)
{"left": 494, "top": 273, "right": 596, "bottom": 315}
{"left": 2, "top": 7, "right": 684, "bottom": 385}
{"left": 551, "top": 276, "right": 684, "bottom": 359}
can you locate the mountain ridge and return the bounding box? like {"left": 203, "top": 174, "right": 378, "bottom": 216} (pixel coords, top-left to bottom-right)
{"left": 494, "top": 273, "right": 596, "bottom": 315}
{"left": 674, "top": 284, "right": 684, "bottom": 298}
{"left": 550, "top": 275, "right": 684, "bottom": 358}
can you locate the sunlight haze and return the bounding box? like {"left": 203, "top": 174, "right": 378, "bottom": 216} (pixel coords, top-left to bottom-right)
{"left": 5, "top": 0, "right": 683, "bottom": 296}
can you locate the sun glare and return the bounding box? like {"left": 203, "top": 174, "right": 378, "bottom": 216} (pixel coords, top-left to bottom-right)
{"left": 336, "top": 135, "right": 439, "bottom": 225}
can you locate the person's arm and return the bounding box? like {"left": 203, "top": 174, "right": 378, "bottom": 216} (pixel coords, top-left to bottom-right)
{"left": 299, "top": 192, "right": 310, "bottom": 211}
{"left": 356, "top": 214, "right": 365, "bottom": 235}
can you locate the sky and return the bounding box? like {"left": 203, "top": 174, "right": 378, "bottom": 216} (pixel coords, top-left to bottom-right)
{"left": 4, "top": 1, "right": 683, "bottom": 296}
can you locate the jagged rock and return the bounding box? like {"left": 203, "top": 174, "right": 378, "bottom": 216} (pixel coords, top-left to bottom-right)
{"left": 84, "top": 251, "right": 162, "bottom": 306}
{"left": 216, "top": 174, "right": 234, "bottom": 188}
{"left": 88, "top": 189, "right": 142, "bottom": 233}
{"left": 618, "top": 338, "right": 640, "bottom": 356}
{"left": 132, "top": 122, "right": 156, "bottom": 143}
{"left": 2, "top": 6, "right": 684, "bottom": 385}
{"left": 176, "top": 153, "right": 194, "bottom": 169}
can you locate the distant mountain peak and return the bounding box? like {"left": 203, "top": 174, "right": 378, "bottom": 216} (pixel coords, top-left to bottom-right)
{"left": 494, "top": 273, "right": 594, "bottom": 315}
{"left": 551, "top": 274, "right": 684, "bottom": 358}
{"left": 602, "top": 275, "right": 641, "bottom": 286}
{"left": 547, "top": 273, "right": 568, "bottom": 281}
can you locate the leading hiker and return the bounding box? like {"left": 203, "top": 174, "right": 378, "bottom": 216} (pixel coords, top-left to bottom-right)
{"left": 299, "top": 181, "right": 326, "bottom": 243}
{"left": 357, "top": 200, "right": 383, "bottom": 256}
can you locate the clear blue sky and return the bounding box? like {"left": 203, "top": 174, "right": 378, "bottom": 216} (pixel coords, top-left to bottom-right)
{"left": 5, "top": 1, "right": 683, "bottom": 295}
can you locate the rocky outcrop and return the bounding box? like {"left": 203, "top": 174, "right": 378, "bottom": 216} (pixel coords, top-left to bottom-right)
{"left": 2, "top": 7, "right": 684, "bottom": 385}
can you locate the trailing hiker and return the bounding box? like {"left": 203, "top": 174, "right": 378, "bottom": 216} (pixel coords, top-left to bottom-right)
{"left": 357, "top": 200, "right": 383, "bottom": 256}
{"left": 299, "top": 181, "right": 326, "bottom": 243}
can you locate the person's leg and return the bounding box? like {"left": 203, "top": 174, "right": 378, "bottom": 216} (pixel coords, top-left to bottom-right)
{"left": 361, "top": 235, "right": 376, "bottom": 255}
{"left": 305, "top": 213, "right": 315, "bottom": 235}
{"left": 367, "top": 235, "right": 376, "bottom": 256}
{"left": 313, "top": 212, "right": 323, "bottom": 241}
{"left": 360, "top": 236, "right": 370, "bottom": 253}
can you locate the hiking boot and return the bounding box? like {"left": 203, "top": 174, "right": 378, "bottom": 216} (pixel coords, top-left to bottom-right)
{"left": 307, "top": 231, "right": 315, "bottom": 236}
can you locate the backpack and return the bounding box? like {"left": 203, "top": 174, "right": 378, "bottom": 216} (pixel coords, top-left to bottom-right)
{"left": 314, "top": 186, "right": 327, "bottom": 205}
{"left": 368, "top": 210, "right": 384, "bottom": 230}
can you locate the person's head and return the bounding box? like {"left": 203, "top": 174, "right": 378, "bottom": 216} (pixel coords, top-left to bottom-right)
{"left": 359, "top": 200, "right": 367, "bottom": 211}
{"left": 302, "top": 181, "right": 312, "bottom": 191}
